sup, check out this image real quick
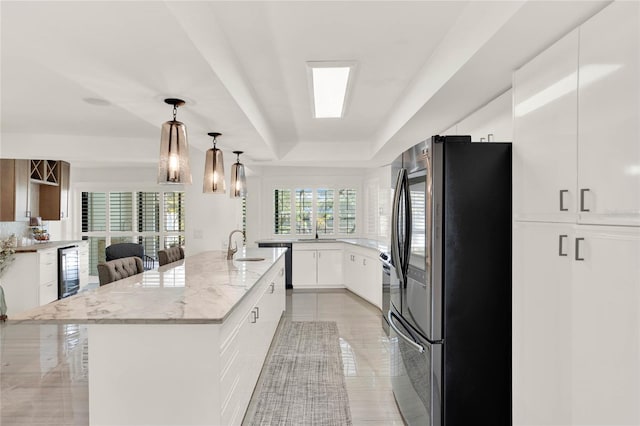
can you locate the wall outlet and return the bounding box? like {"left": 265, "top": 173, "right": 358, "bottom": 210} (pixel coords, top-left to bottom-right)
{"left": 222, "top": 239, "right": 228, "bottom": 249}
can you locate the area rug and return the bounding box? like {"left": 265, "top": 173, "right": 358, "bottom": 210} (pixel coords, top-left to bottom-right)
{"left": 247, "top": 321, "right": 352, "bottom": 426}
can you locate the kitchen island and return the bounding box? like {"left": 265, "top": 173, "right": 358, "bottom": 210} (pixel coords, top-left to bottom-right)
{"left": 10, "top": 247, "right": 287, "bottom": 426}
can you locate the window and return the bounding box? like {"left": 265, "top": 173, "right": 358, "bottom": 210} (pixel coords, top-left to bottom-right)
{"left": 316, "top": 189, "right": 334, "bottom": 234}
{"left": 272, "top": 187, "right": 357, "bottom": 236}
{"left": 295, "top": 189, "right": 313, "bottom": 234}
{"left": 274, "top": 189, "right": 291, "bottom": 235}
{"left": 339, "top": 189, "right": 357, "bottom": 234}
{"left": 82, "top": 191, "right": 185, "bottom": 275}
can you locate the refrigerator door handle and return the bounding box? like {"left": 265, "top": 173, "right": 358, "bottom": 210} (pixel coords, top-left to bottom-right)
{"left": 391, "top": 169, "right": 405, "bottom": 282}
{"left": 388, "top": 310, "right": 424, "bottom": 353}
{"left": 401, "top": 171, "right": 412, "bottom": 281}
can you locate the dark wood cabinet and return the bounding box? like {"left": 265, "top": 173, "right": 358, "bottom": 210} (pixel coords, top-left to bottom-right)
{"left": 40, "top": 160, "right": 70, "bottom": 220}
{"left": 0, "top": 159, "right": 31, "bottom": 222}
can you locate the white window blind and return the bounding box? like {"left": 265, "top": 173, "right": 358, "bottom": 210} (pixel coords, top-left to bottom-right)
{"left": 109, "top": 192, "right": 133, "bottom": 232}
{"left": 316, "top": 188, "right": 334, "bottom": 234}
{"left": 164, "top": 192, "right": 185, "bottom": 232}
{"left": 339, "top": 189, "right": 357, "bottom": 234}
{"left": 274, "top": 189, "right": 292, "bottom": 235}
{"left": 295, "top": 189, "right": 313, "bottom": 234}
{"left": 137, "top": 192, "right": 160, "bottom": 232}
{"left": 82, "top": 192, "right": 106, "bottom": 232}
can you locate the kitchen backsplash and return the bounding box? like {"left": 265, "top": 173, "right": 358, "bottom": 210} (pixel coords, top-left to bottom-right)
{"left": 0, "top": 221, "right": 29, "bottom": 241}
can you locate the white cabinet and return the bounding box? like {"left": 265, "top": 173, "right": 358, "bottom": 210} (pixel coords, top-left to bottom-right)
{"left": 514, "top": 1, "right": 640, "bottom": 227}
{"left": 79, "top": 241, "right": 90, "bottom": 290}
{"left": 577, "top": 1, "right": 639, "bottom": 226}
{"left": 343, "top": 246, "right": 382, "bottom": 309}
{"left": 513, "top": 222, "right": 572, "bottom": 425}
{"left": 570, "top": 226, "right": 640, "bottom": 425}
{"left": 38, "top": 248, "right": 58, "bottom": 305}
{"left": 514, "top": 222, "right": 640, "bottom": 425}
{"left": 514, "top": 3, "right": 640, "bottom": 424}
{"left": 1, "top": 248, "right": 59, "bottom": 314}
{"left": 292, "top": 243, "right": 343, "bottom": 288}
{"left": 513, "top": 28, "right": 579, "bottom": 223}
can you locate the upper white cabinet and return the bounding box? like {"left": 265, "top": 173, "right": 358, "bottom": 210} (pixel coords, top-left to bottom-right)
{"left": 514, "top": 1, "right": 639, "bottom": 226}
{"left": 513, "top": 29, "right": 579, "bottom": 223}
{"left": 577, "top": 1, "right": 640, "bottom": 226}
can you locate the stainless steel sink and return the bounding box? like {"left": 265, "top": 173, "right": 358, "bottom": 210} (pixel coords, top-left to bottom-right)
{"left": 296, "top": 238, "right": 337, "bottom": 242}
{"left": 234, "top": 257, "right": 265, "bottom": 262}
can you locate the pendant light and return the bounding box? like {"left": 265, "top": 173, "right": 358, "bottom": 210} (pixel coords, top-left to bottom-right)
{"left": 203, "top": 132, "right": 225, "bottom": 194}
{"left": 158, "top": 98, "right": 192, "bottom": 184}
{"left": 230, "top": 151, "right": 247, "bottom": 198}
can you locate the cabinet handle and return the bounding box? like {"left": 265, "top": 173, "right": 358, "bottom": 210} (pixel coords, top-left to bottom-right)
{"left": 558, "top": 235, "right": 568, "bottom": 257}
{"left": 254, "top": 306, "right": 259, "bottom": 319}
{"left": 318, "top": 252, "right": 321, "bottom": 259}
{"left": 363, "top": 259, "right": 367, "bottom": 266}
{"left": 580, "top": 188, "right": 590, "bottom": 212}
{"left": 559, "top": 190, "right": 569, "bottom": 212}
{"left": 270, "top": 282, "right": 275, "bottom": 294}
{"left": 313, "top": 252, "right": 315, "bottom": 259}
{"left": 279, "top": 268, "right": 284, "bottom": 276}
{"left": 575, "top": 238, "right": 585, "bottom": 261}
{"left": 251, "top": 310, "right": 257, "bottom": 323}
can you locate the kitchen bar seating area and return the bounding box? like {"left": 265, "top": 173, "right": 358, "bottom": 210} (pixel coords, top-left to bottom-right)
{"left": 1, "top": 1, "right": 639, "bottom": 425}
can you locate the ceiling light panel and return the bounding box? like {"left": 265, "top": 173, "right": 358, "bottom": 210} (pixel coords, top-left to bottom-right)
{"left": 308, "top": 61, "right": 355, "bottom": 118}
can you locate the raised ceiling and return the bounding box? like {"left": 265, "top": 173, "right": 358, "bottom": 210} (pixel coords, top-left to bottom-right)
{"left": 0, "top": 1, "right": 610, "bottom": 169}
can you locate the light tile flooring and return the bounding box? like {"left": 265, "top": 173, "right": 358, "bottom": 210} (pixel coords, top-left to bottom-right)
{"left": 0, "top": 289, "right": 402, "bottom": 425}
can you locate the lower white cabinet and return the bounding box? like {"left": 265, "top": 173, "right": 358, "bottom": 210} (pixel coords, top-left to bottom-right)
{"left": 1, "top": 248, "right": 59, "bottom": 315}
{"left": 344, "top": 247, "right": 382, "bottom": 309}
{"left": 79, "top": 241, "right": 90, "bottom": 290}
{"left": 514, "top": 222, "right": 640, "bottom": 425}
{"left": 88, "top": 256, "right": 286, "bottom": 426}
{"left": 292, "top": 243, "right": 343, "bottom": 288}
{"left": 220, "top": 258, "right": 286, "bottom": 426}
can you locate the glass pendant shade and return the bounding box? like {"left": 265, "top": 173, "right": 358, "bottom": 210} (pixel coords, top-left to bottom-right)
{"left": 158, "top": 99, "right": 192, "bottom": 184}
{"left": 230, "top": 151, "right": 247, "bottom": 198}
{"left": 203, "top": 133, "right": 225, "bottom": 194}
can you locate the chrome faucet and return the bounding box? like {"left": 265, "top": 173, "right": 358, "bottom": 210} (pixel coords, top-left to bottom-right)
{"left": 227, "top": 229, "right": 245, "bottom": 259}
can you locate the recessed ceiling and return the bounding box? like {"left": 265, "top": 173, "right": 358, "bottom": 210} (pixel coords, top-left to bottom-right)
{"left": 0, "top": 1, "right": 610, "bottom": 169}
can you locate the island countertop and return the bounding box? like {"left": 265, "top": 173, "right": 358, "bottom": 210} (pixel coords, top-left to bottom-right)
{"left": 9, "top": 247, "right": 286, "bottom": 325}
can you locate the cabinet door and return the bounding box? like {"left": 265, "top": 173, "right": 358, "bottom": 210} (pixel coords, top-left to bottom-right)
{"left": 58, "top": 161, "right": 70, "bottom": 219}
{"left": 577, "top": 2, "right": 640, "bottom": 226}
{"left": 292, "top": 249, "right": 317, "bottom": 287}
{"left": 14, "top": 159, "right": 30, "bottom": 221}
{"left": 513, "top": 29, "right": 579, "bottom": 223}
{"left": 316, "top": 249, "right": 343, "bottom": 286}
{"left": 571, "top": 226, "right": 640, "bottom": 424}
{"left": 513, "top": 222, "right": 573, "bottom": 425}
{"left": 362, "top": 254, "right": 382, "bottom": 309}
{"left": 343, "top": 251, "right": 357, "bottom": 292}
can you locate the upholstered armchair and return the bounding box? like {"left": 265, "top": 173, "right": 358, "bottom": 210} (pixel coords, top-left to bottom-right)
{"left": 97, "top": 256, "right": 144, "bottom": 286}
{"left": 105, "top": 242, "right": 155, "bottom": 270}
{"left": 158, "top": 246, "right": 185, "bottom": 266}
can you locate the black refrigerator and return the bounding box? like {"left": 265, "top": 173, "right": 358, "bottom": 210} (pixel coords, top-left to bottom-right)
{"left": 387, "top": 135, "right": 511, "bottom": 425}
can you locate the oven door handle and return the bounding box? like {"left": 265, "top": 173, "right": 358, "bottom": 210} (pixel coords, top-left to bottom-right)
{"left": 388, "top": 310, "right": 424, "bottom": 353}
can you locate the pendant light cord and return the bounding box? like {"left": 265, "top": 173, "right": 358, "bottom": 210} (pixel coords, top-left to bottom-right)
{"left": 172, "top": 104, "right": 178, "bottom": 120}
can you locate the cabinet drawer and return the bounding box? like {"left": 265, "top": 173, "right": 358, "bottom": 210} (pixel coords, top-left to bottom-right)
{"left": 39, "top": 280, "right": 57, "bottom": 305}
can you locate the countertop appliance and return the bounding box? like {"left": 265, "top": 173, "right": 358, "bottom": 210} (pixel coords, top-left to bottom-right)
{"left": 388, "top": 135, "right": 512, "bottom": 425}
{"left": 58, "top": 245, "right": 80, "bottom": 299}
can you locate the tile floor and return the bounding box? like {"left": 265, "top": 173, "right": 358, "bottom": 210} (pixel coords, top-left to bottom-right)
{"left": 0, "top": 289, "right": 403, "bottom": 425}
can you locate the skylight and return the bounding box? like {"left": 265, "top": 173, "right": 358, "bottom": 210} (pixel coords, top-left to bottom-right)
{"left": 308, "top": 62, "right": 354, "bottom": 118}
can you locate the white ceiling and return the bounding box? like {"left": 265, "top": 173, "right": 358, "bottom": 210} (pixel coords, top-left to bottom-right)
{"left": 0, "top": 1, "right": 610, "bottom": 169}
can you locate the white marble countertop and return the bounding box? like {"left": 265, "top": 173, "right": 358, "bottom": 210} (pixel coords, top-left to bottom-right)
{"left": 9, "top": 247, "right": 286, "bottom": 325}
{"left": 256, "top": 237, "right": 388, "bottom": 254}
{"left": 256, "top": 237, "right": 389, "bottom": 253}
{"left": 14, "top": 240, "right": 87, "bottom": 253}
